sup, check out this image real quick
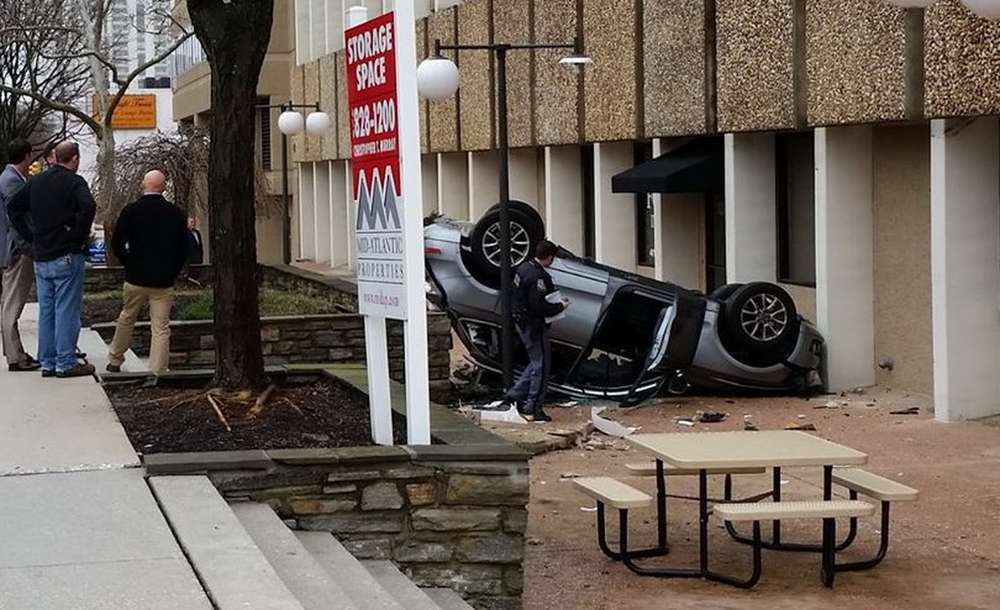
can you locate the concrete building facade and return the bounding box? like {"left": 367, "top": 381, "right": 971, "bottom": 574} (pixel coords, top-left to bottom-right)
{"left": 270, "top": 1, "right": 1000, "bottom": 421}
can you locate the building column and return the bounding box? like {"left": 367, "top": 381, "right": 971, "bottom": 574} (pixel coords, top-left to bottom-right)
{"left": 594, "top": 141, "right": 636, "bottom": 270}
{"left": 815, "top": 126, "right": 875, "bottom": 391}
{"left": 509, "top": 148, "right": 542, "bottom": 215}
{"left": 931, "top": 118, "right": 1000, "bottom": 421}
{"left": 422, "top": 153, "right": 439, "bottom": 217}
{"left": 544, "top": 146, "right": 584, "bottom": 253}
{"left": 468, "top": 150, "right": 499, "bottom": 221}
{"left": 437, "top": 152, "right": 469, "bottom": 220}
{"left": 330, "top": 160, "right": 350, "bottom": 267}
{"left": 346, "top": 160, "right": 357, "bottom": 269}
{"left": 724, "top": 132, "right": 776, "bottom": 283}
{"left": 652, "top": 139, "right": 706, "bottom": 288}
{"left": 313, "top": 161, "right": 332, "bottom": 264}
{"left": 298, "top": 162, "right": 316, "bottom": 260}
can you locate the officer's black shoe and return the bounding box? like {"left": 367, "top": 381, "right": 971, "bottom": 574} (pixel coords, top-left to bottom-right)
{"left": 533, "top": 410, "right": 553, "bottom": 423}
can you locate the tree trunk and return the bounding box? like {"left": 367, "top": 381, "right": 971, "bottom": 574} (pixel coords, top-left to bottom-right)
{"left": 188, "top": 0, "right": 273, "bottom": 390}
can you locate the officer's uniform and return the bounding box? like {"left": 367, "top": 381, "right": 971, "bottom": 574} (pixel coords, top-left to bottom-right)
{"left": 503, "top": 259, "right": 565, "bottom": 418}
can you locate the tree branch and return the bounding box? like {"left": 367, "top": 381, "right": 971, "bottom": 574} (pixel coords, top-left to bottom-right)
{"left": 106, "top": 30, "right": 193, "bottom": 122}
{"left": 0, "top": 83, "right": 101, "bottom": 135}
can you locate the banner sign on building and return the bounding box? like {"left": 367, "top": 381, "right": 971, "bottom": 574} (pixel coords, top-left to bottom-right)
{"left": 92, "top": 94, "right": 157, "bottom": 129}
{"left": 346, "top": 12, "right": 407, "bottom": 320}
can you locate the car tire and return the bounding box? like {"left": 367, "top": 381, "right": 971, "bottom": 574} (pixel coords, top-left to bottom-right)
{"left": 485, "top": 200, "right": 544, "bottom": 232}
{"left": 720, "top": 282, "right": 800, "bottom": 364}
{"left": 467, "top": 200, "right": 545, "bottom": 285}
{"left": 708, "top": 283, "right": 743, "bottom": 302}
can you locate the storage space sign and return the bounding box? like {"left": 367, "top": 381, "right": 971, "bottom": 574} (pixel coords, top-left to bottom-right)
{"left": 346, "top": 12, "right": 407, "bottom": 319}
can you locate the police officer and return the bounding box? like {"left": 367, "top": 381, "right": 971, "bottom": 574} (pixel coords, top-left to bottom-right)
{"left": 501, "top": 239, "right": 566, "bottom": 423}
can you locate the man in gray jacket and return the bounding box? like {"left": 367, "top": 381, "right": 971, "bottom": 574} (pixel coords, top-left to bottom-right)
{"left": 0, "top": 139, "right": 40, "bottom": 371}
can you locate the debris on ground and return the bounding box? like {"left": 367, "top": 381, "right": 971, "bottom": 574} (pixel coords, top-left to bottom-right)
{"left": 675, "top": 419, "right": 695, "bottom": 427}
{"left": 890, "top": 406, "right": 921, "bottom": 415}
{"left": 556, "top": 400, "right": 579, "bottom": 408}
{"left": 786, "top": 421, "right": 817, "bottom": 431}
{"left": 559, "top": 473, "right": 581, "bottom": 480}
{"left": 591, "top": 407, "right": 638, "bottom": 437}
{"left": 744, "top": 420, "right": 759, "bottom": 431}
{"left": 694, "top": 410, "right": 728, "bottom": 423}
{"left": 815, "top": 400, "right": 841, "bottom": 409}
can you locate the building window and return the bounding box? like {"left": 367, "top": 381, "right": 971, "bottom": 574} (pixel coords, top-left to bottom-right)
{"left": 581, "top": 144, "right": 595, "bottom": 259}
{"left": 634, "top": 142, "right": 655, "bottom": 267}
{"left": 776, "top": 131, "right": 816, "bottom": 286}
{"left": 258, "top": 100, "right": 273, "bottom": 171}
{"left": 705, "top": 193, "right": 726, "bottom": 293}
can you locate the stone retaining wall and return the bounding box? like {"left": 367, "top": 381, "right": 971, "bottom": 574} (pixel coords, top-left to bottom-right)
{"left": 144, "top": 372, "right": 529, "bottom": 610}
{"left": 85, "top": 264, "right": 215, "bottom": 292}
{"left": 260, "top": 264, "right": 359, "bottom": 311}
{"left": 91, "top": 313, "right": 453, "bottom": 389}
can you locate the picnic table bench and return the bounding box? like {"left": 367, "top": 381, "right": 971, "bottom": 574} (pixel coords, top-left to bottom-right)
{"left": 573, "top": 430, "right": 918, "bottom": 589}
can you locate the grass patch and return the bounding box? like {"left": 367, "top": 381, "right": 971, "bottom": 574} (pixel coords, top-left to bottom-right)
{"left": 178, "top": 289, "right": 341, "bottom": 320}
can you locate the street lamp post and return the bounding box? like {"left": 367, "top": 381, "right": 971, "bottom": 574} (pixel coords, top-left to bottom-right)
{"left": 418, "top": 38, "right": 591, "bottom": 389}
{"left": 256, "top": 101, "right": 331, "bottom": 265}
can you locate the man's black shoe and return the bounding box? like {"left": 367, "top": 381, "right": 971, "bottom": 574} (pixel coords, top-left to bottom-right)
{"left": 533, "top": 411, "right": 553, "bottom": 423}
{"left": 9, "top": 359, "right": 41, "bottom": 372}
{"left": 41, "top": 369, "right": 56, "bottom": 378}
{"left": 56, "top": 363, "right": 96, "bottom": 378}
{"left": 106, "top": 363, "right": 121, "bottom": 373}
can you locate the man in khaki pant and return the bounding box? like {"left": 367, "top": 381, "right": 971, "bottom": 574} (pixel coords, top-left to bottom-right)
{"left": 107, "top": 170, "right": 189, "bottom": 374}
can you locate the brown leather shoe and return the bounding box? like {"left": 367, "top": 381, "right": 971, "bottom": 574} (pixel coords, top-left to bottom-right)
{"left": 56, "top": 363, "right": 96, "bottom": 378}
{"left": 9, "top": 359, "right": 41, "bottom": 372}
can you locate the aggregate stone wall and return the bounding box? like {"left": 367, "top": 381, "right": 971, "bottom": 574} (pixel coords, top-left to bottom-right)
{"left": 91, "top": 313, "right": 453, "bottom": 389}
{"left": 225, "top": 451, "right": 526, "bottom": 610}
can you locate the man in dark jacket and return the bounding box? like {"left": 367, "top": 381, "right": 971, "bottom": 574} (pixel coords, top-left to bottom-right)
{"left": 186, "top": 216, "right": 204, "bottom": 264}
{"left": 0, "top": 138, "right": 40, "bottom": 371}
{"left": 7, "top": 141, "right": 95, "bottom": 378}
{"left": 500, "top": 240, "right": 566, "bottom": 422}
{"left": 106, "top": 170, "right": 188, "bottom": 374}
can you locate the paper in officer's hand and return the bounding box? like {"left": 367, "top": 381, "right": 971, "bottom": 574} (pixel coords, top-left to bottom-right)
{"left": 546, "top": 290, "right": 567, "bottom": 324}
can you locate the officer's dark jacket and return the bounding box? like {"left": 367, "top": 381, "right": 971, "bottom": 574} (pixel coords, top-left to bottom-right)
{"left": 512, "top": 259, "right": 564, "bottom": 333}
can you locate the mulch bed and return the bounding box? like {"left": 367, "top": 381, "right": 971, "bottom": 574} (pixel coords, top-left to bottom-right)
{"left": 107, "top": 378, "right": 404, "bottom": 454}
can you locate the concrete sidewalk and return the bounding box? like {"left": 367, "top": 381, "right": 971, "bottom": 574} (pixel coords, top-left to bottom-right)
{"left": 0, "top": 304, "right": 140, "bottom": 475}
{"left": 0, "top": 305, "right": 210, "bottom": 609}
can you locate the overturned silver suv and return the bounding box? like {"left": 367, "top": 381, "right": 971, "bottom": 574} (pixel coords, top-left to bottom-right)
{"left": 424, "top": 202, "right": 825, "bottom": 405}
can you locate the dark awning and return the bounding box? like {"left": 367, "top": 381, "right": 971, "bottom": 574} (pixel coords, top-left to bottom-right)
{"left": 612, "top": 137, "right": 724, "bottom": 194}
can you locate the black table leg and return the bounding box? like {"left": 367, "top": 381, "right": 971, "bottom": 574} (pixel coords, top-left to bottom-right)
{"left": 656, "top": 459, "right": 668, "bottom": 550}
{"left": 699, "top": 469, "right": 709, "bottom": 575}
{"left": 772, "top": 466, "right": 782, "bottom": 545}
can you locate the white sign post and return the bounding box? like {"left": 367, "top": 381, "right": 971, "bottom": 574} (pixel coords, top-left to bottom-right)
{"left": 345, "top": 2, "right": 431, "bottom": 445}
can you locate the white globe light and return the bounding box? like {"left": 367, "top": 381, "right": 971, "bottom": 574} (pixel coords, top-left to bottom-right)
{"left": 963, "top": 0, "right": 1000, "bottom": 19}
{"left": 305, "top": 111, "right": 332, "bottom": 135}
{"left": 883, "top": 0, "right": 935, "bottom": 6}
{"left": 277, "top": 111, "right": 305, "bottom": 136}
{"left": 417, "top": 56, "right": 460, "bottom": 101}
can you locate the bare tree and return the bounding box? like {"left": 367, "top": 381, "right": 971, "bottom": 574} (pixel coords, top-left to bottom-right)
{"left": 0, "top": 0, "right": 193, "bottom": 220}
{"left": 0, "top": 0, "right": 90, "bottom": 165}
{"left": 100, "top": 127, "right": 278, "bottom": 222}
{"left": 187, "top": 0, "right": 274, "bottom": 390}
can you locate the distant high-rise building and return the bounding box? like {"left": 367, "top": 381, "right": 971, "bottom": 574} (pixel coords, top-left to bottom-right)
{"left": 104, "top": 0, "right": 175, "bottom": 86}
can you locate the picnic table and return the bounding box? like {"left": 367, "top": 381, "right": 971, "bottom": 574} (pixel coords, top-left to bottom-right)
{"left": 624, "top": 430, "right": 868, "bottom": 586}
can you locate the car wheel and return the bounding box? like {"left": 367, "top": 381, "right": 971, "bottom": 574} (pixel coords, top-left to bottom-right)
{"left": 721, "top": 282, "right": 800, "bottom": 364}
{"left": 485, "top": 200, "right": 544, "bottom": 233}
{"left": 708, "top": 283, "right": 743, "bottom": 302}
{"left": 467, "top": 200, "right": 545, "bottom": 284}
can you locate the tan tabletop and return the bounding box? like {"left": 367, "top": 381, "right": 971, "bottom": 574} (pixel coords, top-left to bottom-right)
{"left": 627, "top": 430, "right": 867, "bottom": 470}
